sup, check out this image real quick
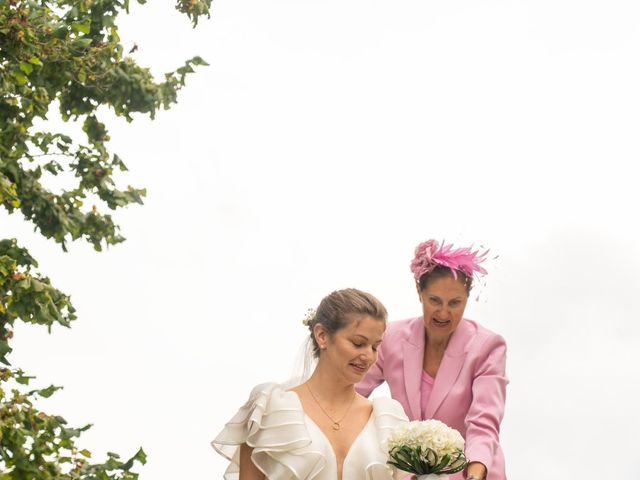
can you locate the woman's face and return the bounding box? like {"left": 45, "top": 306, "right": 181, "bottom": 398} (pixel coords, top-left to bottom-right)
{"left": 417, "top": 274, "right": 469, "bottom": 344}
{"left": 316, "top": 314, "right": 385, "bottom": 384}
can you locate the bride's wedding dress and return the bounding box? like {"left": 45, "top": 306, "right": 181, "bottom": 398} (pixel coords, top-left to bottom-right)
{"left": 212, "top": 383, "right": 408, "bottom": 480}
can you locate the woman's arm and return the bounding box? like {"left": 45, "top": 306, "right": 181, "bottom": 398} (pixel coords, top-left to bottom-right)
{"left": 239, "top": 443, "right": 264, "bottom": 480}
{"left": 464, "top": 335, "right": 508, "bottom": 478}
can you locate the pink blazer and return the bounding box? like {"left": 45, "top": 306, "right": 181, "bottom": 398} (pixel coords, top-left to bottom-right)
{"left": 356, "top": 317, "right": 508, "bottom": 480}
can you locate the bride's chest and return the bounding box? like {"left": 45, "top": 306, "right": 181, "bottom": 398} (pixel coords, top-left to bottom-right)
{"left": 303, "top": 417, "right": 387, "bottom": 479}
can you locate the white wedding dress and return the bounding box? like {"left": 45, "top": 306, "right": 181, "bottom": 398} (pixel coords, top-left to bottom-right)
{"left": 212, "top": 382, "right": 409, "bottom": 480}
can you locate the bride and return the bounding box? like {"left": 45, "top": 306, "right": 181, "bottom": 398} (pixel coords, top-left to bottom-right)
{"left": 212, "top": 288, "right": 409, "bottom": 480}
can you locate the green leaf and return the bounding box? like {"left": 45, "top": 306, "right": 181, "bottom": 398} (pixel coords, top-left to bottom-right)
{"left": 38, "top": 384, "right": 62, "bottom": 398}
{"left": 73, "top": 37, "right": 93, "bottom": 49}
{"left": 31, "top": 278, "right": 45, "bottom": 292}
{"left": 14, "top": 371, "right": 35, "bottom": 385}
{"left": 434, "top": 453, "right": 451, "bottom": 472}
{"left": 189, "top": 55, "right": 209, "bottom": 66}
{"left": 71, "top": 19, "right": 92, "bottom": 34}
{"left": 0, "top": 340, "right": 12, "bottom": 364}
{"left": 52, "top": 25, "right": 69, "bottom": 39}
{"left": 19, "top": 63, "right": 34, "bottom": 75}
{"left": 12, "top": 71, "right": 29, "bottom": 86}
{"left": 133, "top": 447, "right": 147, "bottom": 463}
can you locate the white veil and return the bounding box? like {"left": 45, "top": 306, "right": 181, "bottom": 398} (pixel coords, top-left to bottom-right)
{"left": 281, "top": 336, "right": 317, "bottom": 389}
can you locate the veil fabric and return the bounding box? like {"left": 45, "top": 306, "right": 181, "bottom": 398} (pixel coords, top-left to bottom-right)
{"left": 281, "top": 336, "right": 317, "bottom": 389}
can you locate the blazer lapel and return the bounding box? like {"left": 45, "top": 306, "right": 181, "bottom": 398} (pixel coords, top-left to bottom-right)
{"left": 402, "top": 318, "right": 426, "bottom": 420}
{"left": 423, "top": 319, "right": 472, "bottom": 419}
{"left": 423, "top": 352, "right": 465, "bottom": 419}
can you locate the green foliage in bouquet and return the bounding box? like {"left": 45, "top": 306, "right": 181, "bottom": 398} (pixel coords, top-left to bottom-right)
{"left": 0, "top": 0, "right": 210, "bottom": 477}
{"left": 387, "top": 444, "right": 468, "bottom": 476}
{"left": 386, "top": 420, "right": 469, "bottom": 476}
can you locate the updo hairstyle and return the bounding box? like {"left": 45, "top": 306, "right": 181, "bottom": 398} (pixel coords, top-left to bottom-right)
{"left": 305, "top": 288, "right": 387, "bottom": 358}
{"left": 418, "top": 265, "right": 473, "bottom": 295}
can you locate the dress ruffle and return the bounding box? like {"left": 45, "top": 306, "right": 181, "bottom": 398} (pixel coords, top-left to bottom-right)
{"left": 212, "top": 383, "right": 409, "bottom": 480}
{"left": 212, "top": 383, "right": 325, "bottom": 480}
{"left": 365, "top": 397, "right": 411, "bottom": 480}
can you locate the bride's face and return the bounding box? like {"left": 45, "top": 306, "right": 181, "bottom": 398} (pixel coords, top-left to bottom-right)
{"left": 320, "top": 314, "right": 385, "bottom": 383}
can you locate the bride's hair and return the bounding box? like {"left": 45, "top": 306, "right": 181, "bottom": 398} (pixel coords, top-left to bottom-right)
{"left": 285, "top": 288, "right": 387, "bottom": 388}
{"left": 305, "top": 288, "right": 388, "bottom": 358}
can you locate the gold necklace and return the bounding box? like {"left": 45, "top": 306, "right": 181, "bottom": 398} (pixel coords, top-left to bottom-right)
{"left": 305, "top": 383, "right": 357, "bottom": 431}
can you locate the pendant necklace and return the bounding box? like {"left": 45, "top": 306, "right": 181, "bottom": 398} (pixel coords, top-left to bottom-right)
{"left": 305, "top": 383, "right": 357, "bottom": 431}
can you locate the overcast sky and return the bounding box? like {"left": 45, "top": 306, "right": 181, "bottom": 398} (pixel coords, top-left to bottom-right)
{"left": 3, "top": 1, "right": 640, "bottom": 479}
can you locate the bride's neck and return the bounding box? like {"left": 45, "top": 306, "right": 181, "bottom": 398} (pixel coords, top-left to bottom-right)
{"left": 306, "top": 364, "right": 355, "bottom": 402}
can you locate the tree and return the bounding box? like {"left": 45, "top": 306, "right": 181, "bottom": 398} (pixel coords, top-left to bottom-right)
{"left": 0, "top": 0, "right": 210, "bottom": 477}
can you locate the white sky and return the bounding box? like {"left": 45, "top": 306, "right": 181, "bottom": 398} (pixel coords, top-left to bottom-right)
{"left": 2, "top": 1, "right": 640, "bottom": 479}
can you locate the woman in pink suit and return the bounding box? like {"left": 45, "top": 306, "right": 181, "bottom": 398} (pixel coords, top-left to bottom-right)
{"left": 356, "top": 240, "right": 508, "bottom": 480}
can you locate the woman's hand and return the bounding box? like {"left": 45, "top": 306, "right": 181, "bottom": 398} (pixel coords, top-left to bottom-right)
{"left": 465, "top": 461, "right": 487, "bottom": 480}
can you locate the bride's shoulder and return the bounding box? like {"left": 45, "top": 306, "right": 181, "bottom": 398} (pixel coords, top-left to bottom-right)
{"left": 244, "top": 381, "right": 286, "bottom": 399}
{"left": 239, "top": 381, "right": 301, "bottom": 411}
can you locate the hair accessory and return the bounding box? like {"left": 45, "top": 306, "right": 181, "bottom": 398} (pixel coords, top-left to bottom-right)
{"left": 302, "top": 308, "right": 316, "bottom": 326}
{"left": 410, "top": 239, "right": 489, "bottom": 282}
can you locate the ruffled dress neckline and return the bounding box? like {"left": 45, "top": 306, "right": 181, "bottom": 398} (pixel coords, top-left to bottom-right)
{"left": 212, "top": 382, "right": 409, "bottom": 480}
{"left": 298, "top": 398, "right": 375, "bottom": 480}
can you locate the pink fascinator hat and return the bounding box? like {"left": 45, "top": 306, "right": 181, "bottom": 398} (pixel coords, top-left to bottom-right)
{"left": 410, "top": 239, "right": 489, "bottom": 282}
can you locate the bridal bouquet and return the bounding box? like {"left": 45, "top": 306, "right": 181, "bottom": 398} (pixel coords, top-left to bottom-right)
{"left": 387, "top": 420, "right": 468, "bottom": 480}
